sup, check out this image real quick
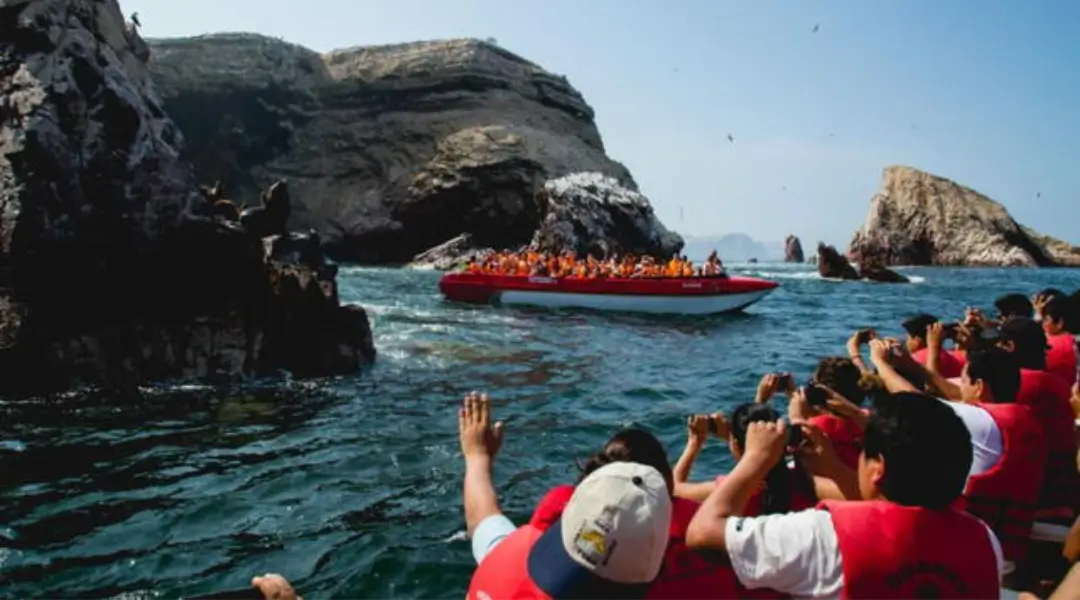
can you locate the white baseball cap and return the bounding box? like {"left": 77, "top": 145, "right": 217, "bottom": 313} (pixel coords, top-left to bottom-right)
{"left": 527, "top": 462, "right": 673, "bottom": 598}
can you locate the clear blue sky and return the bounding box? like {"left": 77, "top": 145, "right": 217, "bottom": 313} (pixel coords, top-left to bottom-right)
{"left": 129, "top": 0, "right": 1080, "bottom": 248}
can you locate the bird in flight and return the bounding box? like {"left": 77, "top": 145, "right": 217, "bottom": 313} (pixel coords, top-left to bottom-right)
{"left": 812, "top": 23, "right": 820, "bottom": 33}
{"left": 1036, "top": 192, "right": 1041, "bottom": 198}
{"left": 726, "top": 133, "right": 734, "bottom": 143}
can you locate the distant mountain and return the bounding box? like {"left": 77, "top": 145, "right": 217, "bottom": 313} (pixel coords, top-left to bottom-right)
{"left": 681, "top": 233, "right": 784, "bottom": 262}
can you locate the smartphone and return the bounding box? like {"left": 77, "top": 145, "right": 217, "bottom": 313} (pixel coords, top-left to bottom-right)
{"left": 775, "top": 373, "right": 793, "bottom": 390}
{"left": 856, "top": 328, "right": 877, "bottom": 344}
{"left": 706, "top": 416, "right": 720, "bottom": 435}
{"left": 787, "top": 424, "right": 805, "bottom": 448}
{"left": 942, "top": 322, "right": 960, "bottom": 339}
{"left": 804, "top": 384, "right": 829, "bottom": 407}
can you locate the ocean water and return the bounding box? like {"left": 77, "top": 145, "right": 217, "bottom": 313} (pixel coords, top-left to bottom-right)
{"left": 2, "top": 264, "right": 1079, "bottom": 598}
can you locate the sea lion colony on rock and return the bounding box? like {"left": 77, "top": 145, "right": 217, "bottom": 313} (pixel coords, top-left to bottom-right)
{"left": 199, "top": 179, "right": 291, "bottom": 237}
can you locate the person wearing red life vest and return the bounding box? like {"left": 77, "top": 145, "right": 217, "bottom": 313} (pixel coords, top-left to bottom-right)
{"left": 902, "top": 313, "right": 967, "bottom": 379}
{"left": 460, "top": 391, "right": 673, "bottom": 600}
{"left": 954, "top": 346, "right": 1048, "bottom": 565}
{"left": 685, "top": 383, "right": 1003, "bottom": 597}
{"left": 996, "top": 317, "right": 1080, "bottom": 521}
{"left": 1042, "top": 295, "right": 1078, "bottom": 387}
{"left": 462, "top": 393, "right": 781, "bottom": 599}
{"left": 674, "top": 403, "right": 816, "bottom": 516}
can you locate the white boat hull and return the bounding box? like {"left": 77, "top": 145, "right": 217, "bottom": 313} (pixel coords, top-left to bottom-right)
{"left": 495, "top": 289, "right": 774, "bottom": 315}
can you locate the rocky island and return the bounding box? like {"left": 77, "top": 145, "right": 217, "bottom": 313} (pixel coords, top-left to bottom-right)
{"left": 145, "top": 35, "right": 680, "bottom": 265}
{"left": 0, "top": 0, "right": 374, "bottom": 395}
{"left": 848, "top": 166, "right": 1080, "bottom": 268}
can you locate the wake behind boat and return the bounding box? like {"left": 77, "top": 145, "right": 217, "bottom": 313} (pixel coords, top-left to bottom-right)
{"left": 439, "top": 272, "right": 778, "bottom": 315}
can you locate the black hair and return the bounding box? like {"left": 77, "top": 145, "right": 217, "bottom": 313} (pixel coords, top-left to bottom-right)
{"left": 731, "top": 403, "right": 792, "bottom": 515}
{"left": 863, "top": 392, "right": 972, "bottom": 509}
{"left": 901, "top": 314, "right": 938, "bottom": 339}
{"left": 1000, "top": 317, "right": 1049, "bottom": 370}
{"left": 813, "top": 356, "right": 882, "bottom": 406}
{"left": 965, "top": 348, "right": 1021, "bottom": 403}
{"left": 578, "top": 428, "right": 673, "bottom": 493}
{"left": 1043, "top": 295, "right": 1078, "bottom": 334}
{"left": 994, "top": 293, "right": 1034, "bottom": 320}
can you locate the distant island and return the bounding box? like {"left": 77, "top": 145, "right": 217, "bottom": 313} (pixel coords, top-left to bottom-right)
{"left": 682, "top": 233, "right": 784, "bottom": 263}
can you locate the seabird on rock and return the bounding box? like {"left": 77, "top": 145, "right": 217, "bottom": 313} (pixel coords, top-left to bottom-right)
{"left": 131, "top": 11, "right": 141, "bottom": 27}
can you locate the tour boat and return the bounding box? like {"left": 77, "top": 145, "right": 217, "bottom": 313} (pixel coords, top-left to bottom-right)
{"left": 438, "top": 272, "right": 779, "bottom": 315}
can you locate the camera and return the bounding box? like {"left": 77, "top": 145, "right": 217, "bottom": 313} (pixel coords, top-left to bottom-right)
{"left": 942, "top": 322, "right": 961, "bottom": 339}
{"left": 803, "top": 384, "right": 828, "bottom": 407}
{"left": 787, "top": 424, "right": 805, "bottom": 447}
{"left": 775, "top": 373, "right": 793, "bottom": 390}
{"left": 856, "top": 328, "right": 877, "bottom": 344}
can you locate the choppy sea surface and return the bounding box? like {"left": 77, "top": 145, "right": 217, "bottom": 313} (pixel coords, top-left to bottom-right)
{"left": 2, "top": 264, "right": 1079, "bottom": 599}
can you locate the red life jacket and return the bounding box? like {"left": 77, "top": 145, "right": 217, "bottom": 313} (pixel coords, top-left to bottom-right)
{"left": 820, "top": 500, "right": 1000, "bottom": 599}
{"left": 911, "top": 348, "right": 966, "bottom": 379}
{"left": 1017, "top": 369, "right": 1080, "bottom": 516}
{"left": 528, "top": 485, "right": 787, "bottom": 599}
{"left": 713, "top": 466, "right": 818, "bottom": 516}
{"left": 467, "top": 524, "right": 549, "bottom": 599}
{"left": 807, "top": 414, "right": 863, "bottom": 470}
{"left": 1047, "top": 333, "right": 1078, "bottom": 387}
{"left": 961, "top": 402, "right": 1047, "bottom": 563}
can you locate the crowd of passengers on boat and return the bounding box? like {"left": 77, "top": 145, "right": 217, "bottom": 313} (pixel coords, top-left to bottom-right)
{"left": 465, "top": 249, "right": 727, "bottom": 278}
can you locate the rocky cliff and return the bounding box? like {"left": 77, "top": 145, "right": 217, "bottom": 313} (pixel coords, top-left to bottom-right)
{"left": 848, "top": 166, "right": 1080, "bottom": 267}
{"left": 0, "top": 0, "right": 373, "bottom": 395}
{"left": 146, "top": 35, "right": 650, "bottom": 263}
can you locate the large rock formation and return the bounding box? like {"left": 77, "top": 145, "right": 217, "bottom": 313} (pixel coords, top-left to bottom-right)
{"left": 784, "top": 235, "right": 805, "bottom": 263}
{"left": 817, "top": 243, "right": 908, "bottom": 283}
{"left": 848, "top": 166, "right": 1080, "bottom": 267}
{"left": 146, "top": 35, "right": 653, "bottom": 263}
{"left": 530, "top": 173, "right": 682, "bottom": 258}
{"left": 0, "top": 0, "right": 373, "bottom": 395}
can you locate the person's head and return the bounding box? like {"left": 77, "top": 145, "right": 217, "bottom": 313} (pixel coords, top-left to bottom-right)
{"left": 1041, "top": 295, "right": 1076, "bottom": 336}
{"left": 901, "top": 314, "right": 938, "bottom": 353}
{"left": 994, "top": 293, "right": 1034, "bottom": 321}
{"left": 813, "top": 356, "right": 881, "bottom": 405}
{"left": 960, "top": 347, "right": 1021, "bottom": 404}
{"left": 730, "top": 403, "right": 797, "bottom": 514}
{"left": 997, "top": 317, "right": 1049, "bottom": 370}
{"left": 529, "top": 462, "right": 672, "bottom": 598}
{"left": 579, "top": 429, "right": 674, "bottom": 496}
{"left": 729, "top": 403, "right": 781, "bottom": 460}
{"left": 860, "top": 392, "right": 972, "bottom": 509}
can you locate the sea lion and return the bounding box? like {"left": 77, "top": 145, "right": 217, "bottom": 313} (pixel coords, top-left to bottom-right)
{"left": 240, "top": 179, "right": 292, "bottom": 238}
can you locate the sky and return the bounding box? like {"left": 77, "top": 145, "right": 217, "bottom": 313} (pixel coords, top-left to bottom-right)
{"left": 127, "top": 0, "right": 1080, "bottom": 248}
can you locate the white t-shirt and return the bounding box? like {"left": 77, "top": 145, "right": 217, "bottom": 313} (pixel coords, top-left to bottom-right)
{"left": 937, "top": 399, "right": 1003, "bottom": 478}
{"left": 724, "top": 509, "right": 1004, "bottom": 599}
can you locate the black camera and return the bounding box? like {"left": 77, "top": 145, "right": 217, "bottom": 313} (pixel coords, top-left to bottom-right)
{"left": 803, "top": 384, "right": 828, "bottom": 407}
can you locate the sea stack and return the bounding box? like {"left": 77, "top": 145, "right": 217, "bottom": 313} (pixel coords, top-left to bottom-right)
{"left": 784, "top": 235, "right": 805, "bottom": 263}
{"left": 848, "top": 166, "right": 1080, "bottom": 267}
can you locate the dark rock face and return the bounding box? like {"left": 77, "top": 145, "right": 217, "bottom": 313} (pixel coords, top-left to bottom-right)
{"left": 784, "top": 235, "right": 805, "bottom": 263}
{"left": 848, "top": 166, "right": 1080, "bottom": 267}
{"left": 817, "top": 244, "right": 909, "bottom": 284}
{"left": 859, "top": 264, "right": 910, "bottom": 284}
{"left": 146, "top": 36, "right": 654, "bottom": 263}
{"left": 817, "top": 244, "right": 860, "bottom": 280}
{"left": 0, "top": 0, "right": 373, "bottom": 395}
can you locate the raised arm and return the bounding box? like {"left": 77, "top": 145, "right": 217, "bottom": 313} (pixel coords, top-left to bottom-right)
{"left": 460, "top": 392, "right": 505, "bottom": 537}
